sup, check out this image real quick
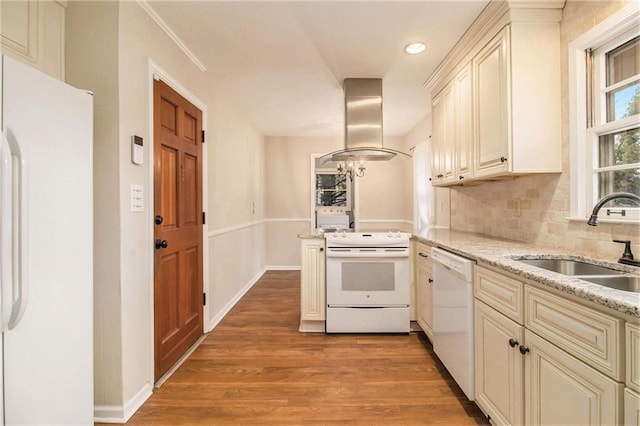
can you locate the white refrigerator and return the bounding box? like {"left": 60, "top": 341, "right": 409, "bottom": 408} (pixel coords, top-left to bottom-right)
{"left": 0, "top": 55, "right": 94, "bottom": 424}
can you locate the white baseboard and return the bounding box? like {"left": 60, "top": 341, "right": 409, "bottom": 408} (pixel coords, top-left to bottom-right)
{"left": 265, "top": 265, "right": 301, "bottom": 271}
{"left": 94, "top": 382, "right": 153, "bottom": 424}
{"left": 206, "top": 267, "right": 267, "bottom": 332}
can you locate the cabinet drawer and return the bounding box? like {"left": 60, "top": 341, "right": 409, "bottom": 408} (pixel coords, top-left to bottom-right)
{"left": 627, "top": 323, "right": 640, "bottom": 393}
{"left": 525, "top": 286, "right": 623, "bottom": 381}
{"left": 415, "top": 242, "right": 433, "bottom": 268}
{"left": 474, "top": 266, "right": 523, "bottom": 324}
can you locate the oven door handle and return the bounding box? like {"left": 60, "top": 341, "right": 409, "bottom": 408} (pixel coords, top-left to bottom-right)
{"left": 326, "top": 250, "right": 409, "bottom": 258}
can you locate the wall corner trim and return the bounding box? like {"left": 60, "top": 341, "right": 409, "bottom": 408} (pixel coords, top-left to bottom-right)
{"left": 136, "top": 0, "right": 207, "bottom": 72}
{"left": 93, "top": 383, "right": 153, "bottom": 423}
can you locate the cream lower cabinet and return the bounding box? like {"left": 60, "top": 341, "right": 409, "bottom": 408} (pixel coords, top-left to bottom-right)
{"left": 299, "top": 238, "right": 325, "bottom": 332}
{"left": 625, "top": 388, "right": 640, "bottom": 426}
{"left": 524, "top": 329, "right": 623, "bottom": 425}
{"left": 415, "top": 243, "right": 434, "bottom": 339}
{"left": 474, "top": 265, "right": 625, "bottom": 425}
{"left": 474, "top": 266, "right": 525, "bottom": 425}
{"left": 475, "top": 301, "right": 524, "bottom": 425}
{"left": 626, "top": 323, "right": 640, "bottom": 425}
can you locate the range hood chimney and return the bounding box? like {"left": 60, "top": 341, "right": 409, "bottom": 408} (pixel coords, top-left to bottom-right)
{"left": 319, "top": 78, "right": 411, "bottom": 177}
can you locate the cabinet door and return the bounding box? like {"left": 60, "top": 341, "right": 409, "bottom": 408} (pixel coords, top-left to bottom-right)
{"left": 455, "top": 64, "right": 473, "bottom": 182}
{"left": 416, "top": 252, "right": 433, "bottom": 338}
{"left": 300, "top": 239, "right": 325, "bottom": 322}
{"left": 524, "top": 330, "right": 623, "bottom": 426}
{"left": 431, "top": 83, "right": 455, "bottom": 185}
{"left": 475, "top": 300, "right": 524, "bottom": 425}
{"left": 625, "top": 388, "right": 640, "bottom": 426}
{"left": 473, "top": 27, "right": 510, "bottom": 178}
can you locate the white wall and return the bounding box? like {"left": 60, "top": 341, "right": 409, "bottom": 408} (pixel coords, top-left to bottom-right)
{"left": 66, "top": 1, "right": 267, "bottom": 421}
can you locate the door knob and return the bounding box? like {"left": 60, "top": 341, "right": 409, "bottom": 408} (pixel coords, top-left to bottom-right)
{"left": 155, "top": 215, "right": 164, "bottom": 225}
{"left": 155, "top": 239, "right": 168, "bottom": 249}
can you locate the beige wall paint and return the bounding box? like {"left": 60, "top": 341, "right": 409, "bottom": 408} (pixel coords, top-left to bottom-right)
{"left": 449, "top": 0, "right": 638, "bottom": 263}
{"left": 66, "top": 1, "right": 267, "bottom": 419}
{"left": 66, "top": 0, "right": 122, "bottom": 409}
{"left": 264, "top": 135, "right": 416, "bottom": 265}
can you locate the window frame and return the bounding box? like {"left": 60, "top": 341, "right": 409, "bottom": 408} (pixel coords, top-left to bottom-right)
{"left": 568, "top": 2, "right": 640, "bottom": 224}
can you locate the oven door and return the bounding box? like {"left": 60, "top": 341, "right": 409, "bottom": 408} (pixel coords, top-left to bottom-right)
{"left": 326, "top": 248, "right": 409, "bottom": 306}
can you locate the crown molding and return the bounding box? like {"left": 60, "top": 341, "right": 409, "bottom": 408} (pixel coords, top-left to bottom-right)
{"left": 424, "top": 0, "right": 564, "bottom": 95}
{"left": 136, "top": 0, "right": 207, "bottom": 72}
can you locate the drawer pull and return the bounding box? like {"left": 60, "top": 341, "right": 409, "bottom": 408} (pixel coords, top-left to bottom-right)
{"left": 508, "top": 338, "right": 518, "bottom": 348}
{"left": 418, "top": 252, "right": 429, "bottom": 258}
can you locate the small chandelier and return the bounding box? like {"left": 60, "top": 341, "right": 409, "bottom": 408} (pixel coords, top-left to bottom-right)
{"left": 337, "top": 160, "right": 366, "bottom": 181}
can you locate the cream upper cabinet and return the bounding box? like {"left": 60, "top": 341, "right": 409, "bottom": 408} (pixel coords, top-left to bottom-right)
{"left": 415, "top": 243, "right": 434, "bottom": 338}
{"left": 473, "top": 24, "right": 561, "bottom": 179}
{"left": 454, "top": 64, "right": 473, "bottom": 182}
{"left": 431, "top": 83, "right": 455, "bottom": 185}
{"left": 472, "top": 28, "right": 509, "bottom": 177}
{"left": 431, "top": 66, "right": 472, "bottom": 186}
{"left": 1, "top": 1, "right": 66, "bottom": 80}
{"left": 299, "top": 238, "right": 325, "bottom": 332}
{"left": 426, "top": 2, "right": 562, "bottom": 186}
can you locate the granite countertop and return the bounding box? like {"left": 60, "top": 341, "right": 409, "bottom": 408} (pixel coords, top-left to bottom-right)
{"left": 414, "top": 228, "right": 640, "bottom": 319}
{"left": 298, "top": 227, "right": 640, "bottom": 318}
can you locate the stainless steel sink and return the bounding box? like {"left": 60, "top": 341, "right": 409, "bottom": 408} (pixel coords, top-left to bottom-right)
{"left": 517, "top": 258, "right": 624, "bottom": 276}
{"left": 583, "top": 276, "right": 640, "bottom": 293}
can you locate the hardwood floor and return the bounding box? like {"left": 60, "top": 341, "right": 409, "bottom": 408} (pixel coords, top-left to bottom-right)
{"left": 109, "top": 270, "right": 488, "bottom": 425}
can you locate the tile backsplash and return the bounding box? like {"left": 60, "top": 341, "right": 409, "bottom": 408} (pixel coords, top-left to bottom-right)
{"left": 449, "top": 0, "right": 638, "bottom": 263}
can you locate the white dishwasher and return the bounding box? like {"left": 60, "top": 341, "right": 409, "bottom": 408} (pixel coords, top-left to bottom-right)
{"left": 431, "top": 247, "right": 475, "bottom": 401}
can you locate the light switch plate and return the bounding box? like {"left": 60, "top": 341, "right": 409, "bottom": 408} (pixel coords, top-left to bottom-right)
{"left": 130, "top": 184, "right": 143, "bottom": 212}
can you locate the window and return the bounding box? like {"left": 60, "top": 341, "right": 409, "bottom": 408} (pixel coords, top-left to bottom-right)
{"left": 569, "top": 3, "right": 640, "bottom": 224}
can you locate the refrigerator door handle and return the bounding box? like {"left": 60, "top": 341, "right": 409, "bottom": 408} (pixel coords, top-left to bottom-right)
{"left": 4, "top": 128, "right": 28, "bottom": 330}
{"left": 1, "top": 130, "right": 13, "bottom": 332}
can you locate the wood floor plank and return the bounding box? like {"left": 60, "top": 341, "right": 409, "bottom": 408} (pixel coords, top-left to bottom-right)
{"left": 98, "top": 270, "right": 488, "bottom": 425}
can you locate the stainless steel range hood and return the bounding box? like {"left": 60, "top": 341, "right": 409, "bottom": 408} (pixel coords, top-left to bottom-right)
{"left": 320, "top": 78, "right": 411, "bottom": 166}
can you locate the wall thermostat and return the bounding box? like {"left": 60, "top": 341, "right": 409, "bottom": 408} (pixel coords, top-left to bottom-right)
{"left": 131, "top": 135, "right": 144, "bottom": 165}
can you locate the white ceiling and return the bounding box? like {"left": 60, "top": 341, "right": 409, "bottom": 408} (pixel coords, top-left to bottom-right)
{"left": 147, "top": 0, "right": 489, "bottom": 137}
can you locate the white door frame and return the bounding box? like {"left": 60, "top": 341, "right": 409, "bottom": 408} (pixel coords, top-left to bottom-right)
{"left": 146, "top": 58, "right": 209, "bottom": 385}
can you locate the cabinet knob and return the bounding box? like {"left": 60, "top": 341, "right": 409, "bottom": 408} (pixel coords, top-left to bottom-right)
{"left": 459, "top": 175, "right": 464, "bottom": 180}
{"left": 428, "top": 278, "right": 433, "bottom": 283}
{"left": 508, "top": 338, "right": 519, "bottom": 348}
{"left": 320, "top": 247, "right": 324, "bottom": 252}
{"left": 437, "top": 174, "right": 444, "bottom": 178}
{"left": 155, "top": 215, "right": 164, "bottom": 225}
{"left": 519, "top": 345, "right": 530, "bottom": 355}
{"left": 155, "top": 239, "right": 168, "bottom": 249}
{"left": 500, "top": 156, "right": 508, "bottom": 163}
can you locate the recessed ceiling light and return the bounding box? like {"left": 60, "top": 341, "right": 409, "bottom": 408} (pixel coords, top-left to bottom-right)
{"left": 404, "top": 42, "right": 426, "bottom": 55}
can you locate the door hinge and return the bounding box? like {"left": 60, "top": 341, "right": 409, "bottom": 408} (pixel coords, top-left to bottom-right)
{"left": 203, "top": 293, "right": 207, "bottom": 306}
{"left": 202, "top": 130, "right": 205, "bottom": 143}
{"left": 202, "top": 211, "right": 206, "bottom": 224}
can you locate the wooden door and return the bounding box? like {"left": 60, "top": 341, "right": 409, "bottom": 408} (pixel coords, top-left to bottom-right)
{"left": 153, "top": 79, "right": 204, "bottom": 381}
